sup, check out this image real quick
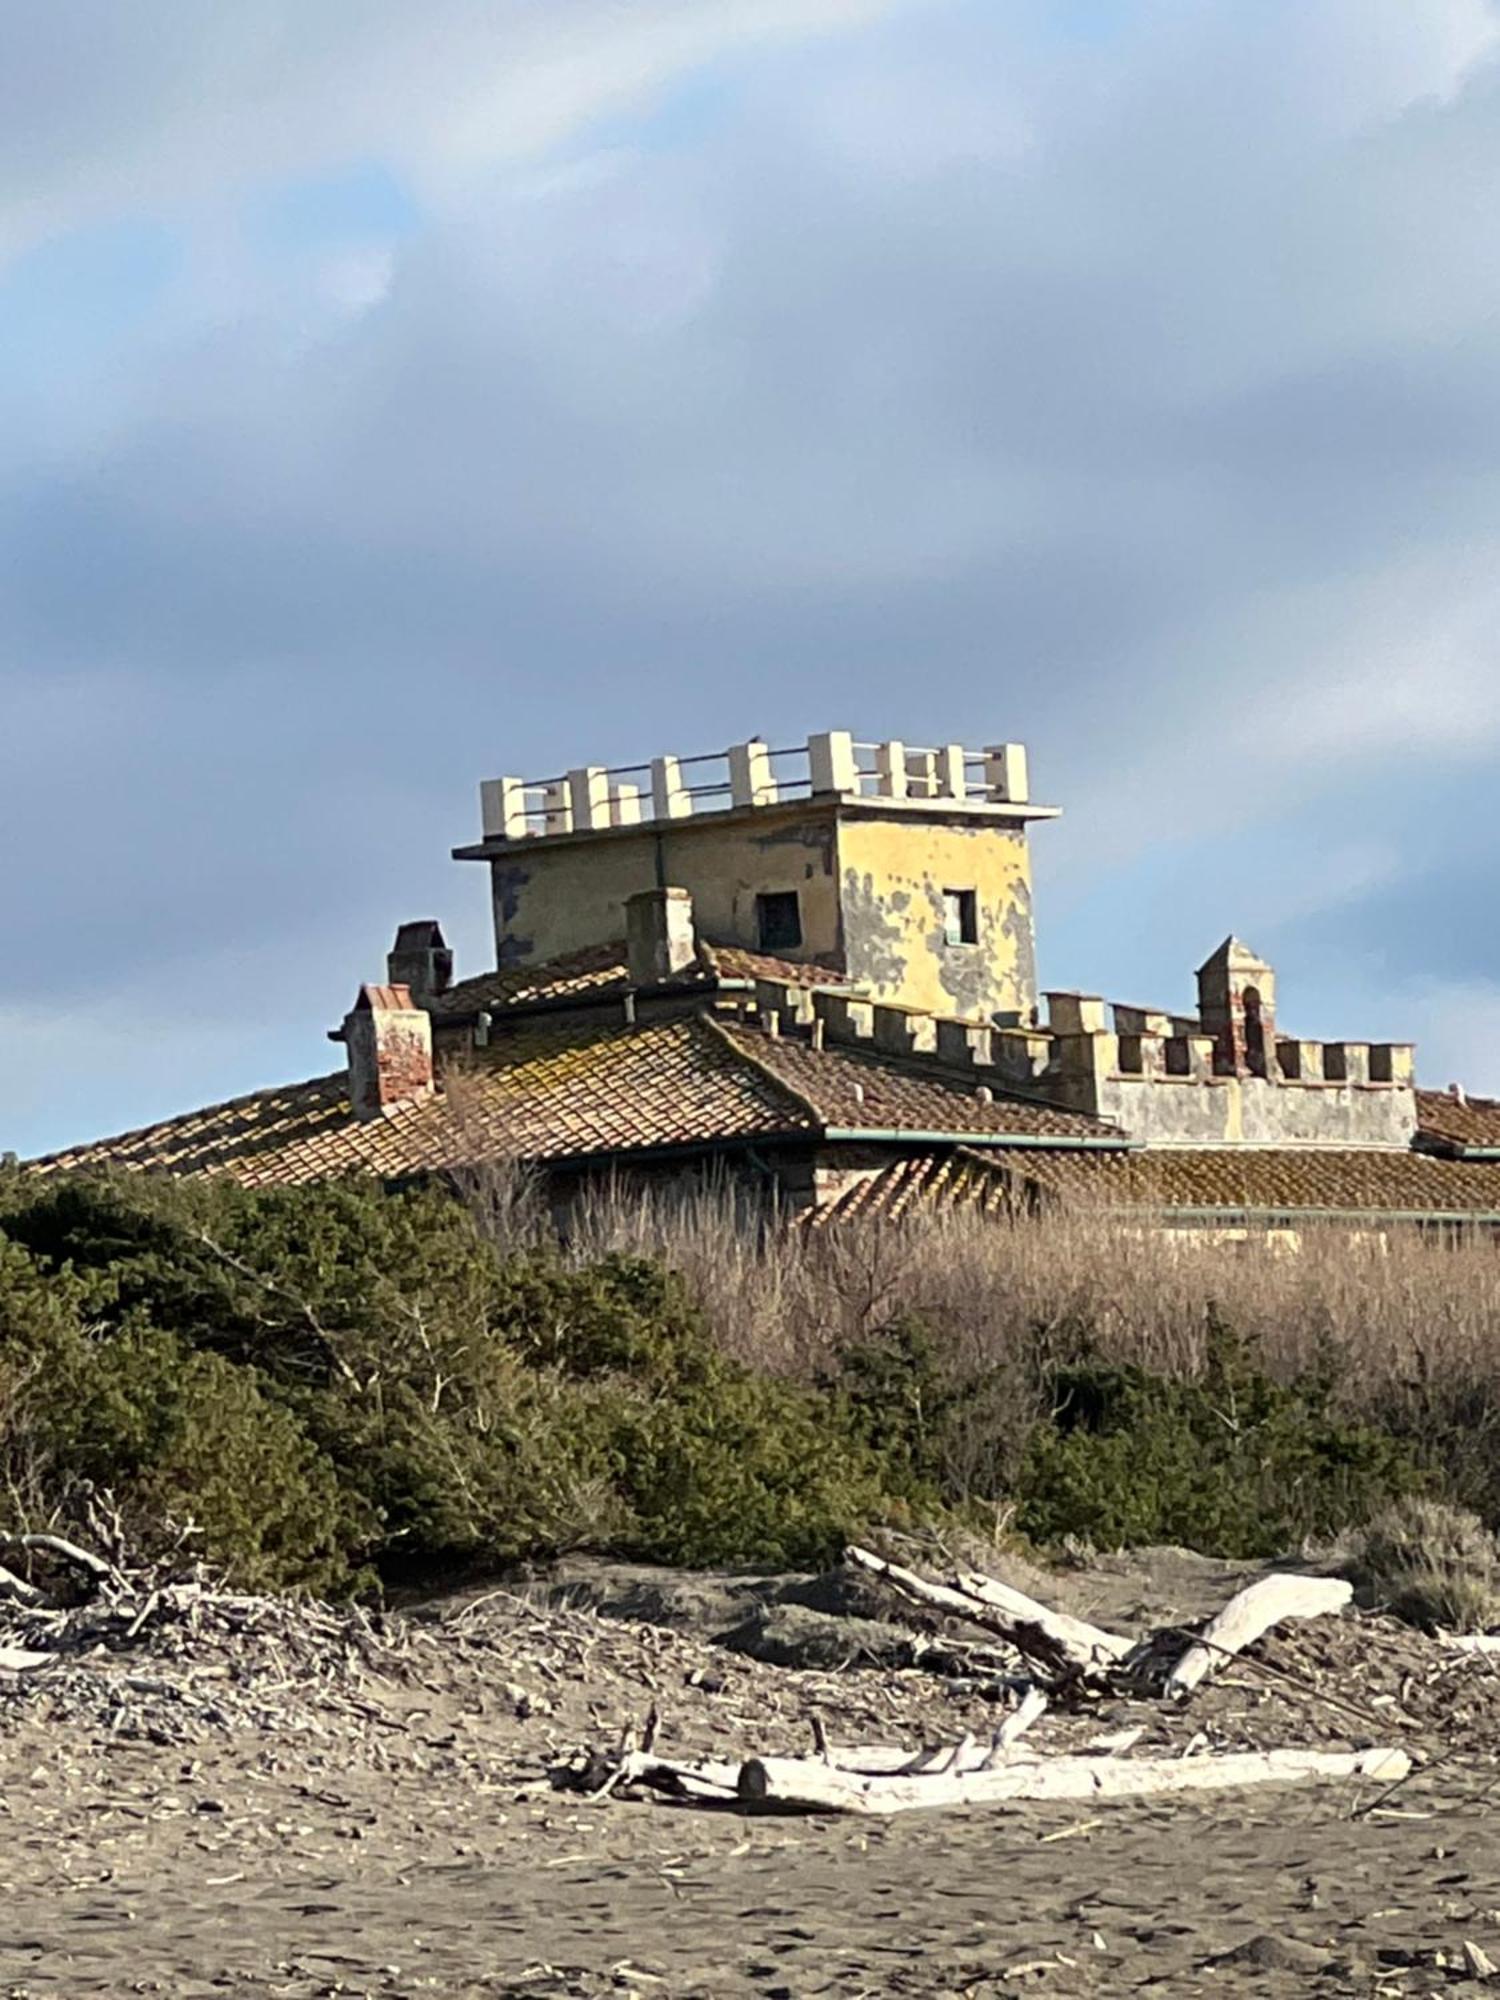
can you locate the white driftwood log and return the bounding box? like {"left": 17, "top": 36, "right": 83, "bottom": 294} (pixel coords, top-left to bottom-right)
{"left": 0, "top": 1532, "right": 113, "bottom": 1583}
{"left": 845, "top": 1545, "right": 1128, "bottom": 1678}
{"left": 952, "top": 1568, "right": 1133, "bottom": 1664}
{"left": 0, "top": 1561, "right": 44, "bottom": 1605}
{"left": 0, "top": 1645, "right": 53, "bottom": 1674}
{"left": 732, "top": 1744, "right": 1409, "bottom": 1816}
{"left": 1164, "top": 1574, "right": 1354, "bottom": 1696}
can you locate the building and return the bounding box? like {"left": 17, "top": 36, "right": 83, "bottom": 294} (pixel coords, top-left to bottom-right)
{"left": 29, "top": 729, "right": 1500, "bottom": 1231}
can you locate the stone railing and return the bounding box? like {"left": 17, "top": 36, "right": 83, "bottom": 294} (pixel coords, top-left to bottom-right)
{"left": 476, "top": 730, "right": 1036, "bottom": 840}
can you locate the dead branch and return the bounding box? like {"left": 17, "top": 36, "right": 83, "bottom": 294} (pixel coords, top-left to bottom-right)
{"left": 845, "top": 1545, "right": 1128, "bottom": 1682}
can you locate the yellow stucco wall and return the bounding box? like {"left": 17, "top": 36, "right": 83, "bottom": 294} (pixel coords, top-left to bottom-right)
{"left": 488, "top": 804, "right": 844, "bottom": 969}
{"left": 487, "top": 801, "right": 1040, "bottom": 1023}
{"left": 834, "top": 814, "right": 1038, "bottom": 1021}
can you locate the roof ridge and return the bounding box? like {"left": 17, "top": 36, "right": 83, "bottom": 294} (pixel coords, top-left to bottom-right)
{"left": 696, "top": 1010, "right": 826, "bottom": 1130}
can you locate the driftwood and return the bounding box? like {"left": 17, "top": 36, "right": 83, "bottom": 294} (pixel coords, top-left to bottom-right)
{"left": 0, "top": 1532, "right": 115, "bottom": 1583}
{"left": 734, "top": 1744, "right": 1407, "bottom": 1814}
{"left": 0, "top": 1645, "right": 53, "bottom": 1674}
{"left": 606, "top": 1742, "right": 1409, "bottom": 1816}
{"left": 1163, "top": 1575, "right": 1355, "bottom": 1697}
{"left": 847, "top": 1546, "right": 1355, "bottom": 1699}
{"left": 0, "top": 1561, "right": 44, "bottom": 1606}
{"left": 845, "top": 1545, "right": 1128, "bottom": 1679}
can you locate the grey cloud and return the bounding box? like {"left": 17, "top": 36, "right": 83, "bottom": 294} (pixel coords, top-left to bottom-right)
{"left": 6, "top": 0, "right": 1500, "bottom": 1154}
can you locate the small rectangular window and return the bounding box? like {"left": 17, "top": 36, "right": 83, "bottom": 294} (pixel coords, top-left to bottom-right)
{"left": 756, "top": 890, "right": 803, "bottom": 952}
{"left": 943, "top": 888, "right": 978, "bottom": 947}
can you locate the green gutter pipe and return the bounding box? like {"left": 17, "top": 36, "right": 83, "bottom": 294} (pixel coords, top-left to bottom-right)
{"left": 821, "top": 1128, "right": 1132, "bottom": 1151}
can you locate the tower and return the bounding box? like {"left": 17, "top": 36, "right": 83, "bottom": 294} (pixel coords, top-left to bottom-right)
{"left": 453, "top": 729, "right": 1059, "bottom": 1023}
{"left": 1197, "top": 937, "right": 1277, "bottom": 1078}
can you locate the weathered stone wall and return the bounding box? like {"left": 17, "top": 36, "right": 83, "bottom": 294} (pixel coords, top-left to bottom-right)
{"left": 1094, "top": 1072, "right": 1419, "bottom": 1149}
{"left": 486, "top": 798, "right": 1042, "bottom": 1023}
{"left": 486, "top": 800, "right": 844, "bottom": 972}
{"left": 833, "top": 812, "right": 1038, "bottom": 1022}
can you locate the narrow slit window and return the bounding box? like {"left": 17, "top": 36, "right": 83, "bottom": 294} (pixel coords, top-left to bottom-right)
{"left": 756, "top": 891, "right": 803, "bottom": 952}
{"left": 943, "top": 888, "right": 978, "bottom": 947}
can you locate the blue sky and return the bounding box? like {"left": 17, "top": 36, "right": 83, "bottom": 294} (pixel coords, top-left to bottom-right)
{"left": 5, "top": 0, "right": 1500, "bottom": 1156}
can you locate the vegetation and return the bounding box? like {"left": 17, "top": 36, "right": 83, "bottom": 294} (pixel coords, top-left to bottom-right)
{"left": 1341, "top": 1498, "right": 1500, "bottom": 1633}
{"left": 1, "top": 1164, "right": 1497, "bottom": 1597}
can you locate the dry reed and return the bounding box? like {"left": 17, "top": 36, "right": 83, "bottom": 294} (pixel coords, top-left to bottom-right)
{"left": 559, "top": 1181, "right": 1500, "bottom": 1413}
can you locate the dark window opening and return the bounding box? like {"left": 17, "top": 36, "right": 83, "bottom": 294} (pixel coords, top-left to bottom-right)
{"left": 943, "top": 888, "right": 979, "bottom": 947}
{"left": 756, "top": 891, "right": 803, "bottom": 952}
{"left": 1242, "top": 985, "right": 1267, "bottom": 1077}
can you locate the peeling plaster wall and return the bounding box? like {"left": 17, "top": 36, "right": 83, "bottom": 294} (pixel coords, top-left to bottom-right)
{"left": 1094, "top": 1075, "right": 1419, "bottom": 1149}
{"left": 834, "top": 815, "right": 1038, "bottom": 1021}
{"left": 487, "top": 803, "right": 844, "bottom": 969}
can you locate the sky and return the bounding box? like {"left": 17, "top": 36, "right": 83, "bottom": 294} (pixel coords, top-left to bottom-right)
{"left": 5, "top": 0, "right": 1500, "bottom": 1158}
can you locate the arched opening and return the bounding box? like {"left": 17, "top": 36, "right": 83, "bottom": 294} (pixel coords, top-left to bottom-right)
{"left": 1242, "top": 985, "right": 1268, "bottom": 1076}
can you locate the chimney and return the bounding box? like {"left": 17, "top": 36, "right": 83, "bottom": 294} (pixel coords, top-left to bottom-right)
{"left": 341, "top": 984, "right": 435, "bottom": 1121}
{"left": 387, "top": 919, "right": 453, "bottom": 1005}
{"left": 625, "top": 887, "right": 697, "bottom": 986}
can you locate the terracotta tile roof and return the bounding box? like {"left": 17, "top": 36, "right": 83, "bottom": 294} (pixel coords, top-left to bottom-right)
{"left": 29, "top": 1016, "right": 819, "bottom": 1187}
{"left": 31, "top": 1002, "right": 1115, "bottom": 1189}
{"left": 706, "top": 944, "right": 848, "bottom": 987}
{"left": 999, "top": 1146, "right": 1500, "bottom": 1218}
{"left": 31, "top": 1073, "right": 358, "bottom": 1182}
{"left": 429, "top": 944, "right": 639, "bottom": 1017}
{"left": 813, "top": 1150, "right": 1020, "bottom": 1226}
{"left": 1415, "top": 1088, "right": 1500, "bottom": 1154}
{"left": 710, "top": 1018, "right": 1112, "bottom": 1141}
{"left": 429, "top": 940, "right": 847, "bottom": 1019}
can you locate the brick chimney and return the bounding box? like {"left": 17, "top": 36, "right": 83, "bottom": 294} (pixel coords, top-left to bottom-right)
{"left": 341, "top": 984, "right": 435, "bottom": 1121}
{"left": 387, "top": 919, "right": 453, "bottom": 1005}
{"left": 625, "top": 887, "right": 697, "bottom": 986}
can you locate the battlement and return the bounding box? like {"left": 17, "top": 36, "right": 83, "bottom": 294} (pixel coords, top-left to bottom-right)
{"left": 1035, "top": 968, "right": 1418, "bottom": 1148}
{"left": 468, "top": 729, "right": 1054, "bottom": 845}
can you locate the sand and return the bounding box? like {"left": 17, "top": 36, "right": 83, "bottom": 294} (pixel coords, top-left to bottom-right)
{"left": 6, "top": 1550, "right": 1500, "bottom": 1998}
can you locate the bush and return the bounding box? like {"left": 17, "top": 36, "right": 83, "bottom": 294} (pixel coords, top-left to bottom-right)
{"left": 5, "top": 1171, "right": 1492, "bottom": 1592}
{"left": 1344, "top": 1497, "right": 1500, "bottom": 1632}
{"left": 1018, "top": 1319, "right": 1424, "bottom": 1557}
{"left": 0, "top": 1181, "right": 896, "bottom": 1585}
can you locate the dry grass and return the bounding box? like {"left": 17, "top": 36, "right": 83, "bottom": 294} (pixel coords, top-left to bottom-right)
{"left": 553, "top": 1184, "right": 1500, "bottom": 1509}
{"left": 561, "top": 1184, "right": 1500, "bottom": 1392}
{"left": 1339, "top": 1498, "right": 1500, "bottom": 1633}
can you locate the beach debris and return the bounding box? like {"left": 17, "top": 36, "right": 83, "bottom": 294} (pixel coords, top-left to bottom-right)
{"left": 844, "top": 1545, "right": 1130, "bottom": 1682}
{"left": 845, "top": 1544, "right": 1355, "bottom": 1699}
{"left": 578, "top": 1719, "right": 1409, "bottom": 1817}
{"left": 1162, "top": 1572, "right": 1354, "bottom": 1696}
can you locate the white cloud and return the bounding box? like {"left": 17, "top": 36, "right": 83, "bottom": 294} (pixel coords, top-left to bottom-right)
{"left": 0, "top": 0, "right": 916, "bottom": 265}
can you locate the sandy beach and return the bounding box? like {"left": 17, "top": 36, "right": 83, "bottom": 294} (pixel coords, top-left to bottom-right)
{"left": 6, "top": 1551, "right": 1499, "bottom": 1998}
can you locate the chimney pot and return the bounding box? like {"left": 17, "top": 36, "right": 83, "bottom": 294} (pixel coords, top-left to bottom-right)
{"left": 387, "top": 920, "right": 453, "bottom": 1005}
{"left": 625, "top": 887, "right": 697, "bottom": 986}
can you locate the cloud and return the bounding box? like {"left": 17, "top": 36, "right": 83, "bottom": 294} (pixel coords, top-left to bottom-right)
{"left": 0, "top": 1, "right": 913, "bottom": 263}
{"left": 6, "top": 0, "right": 1500, "bottom": 1150}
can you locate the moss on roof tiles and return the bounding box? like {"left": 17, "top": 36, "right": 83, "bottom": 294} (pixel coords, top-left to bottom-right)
{"left": 1007, "top": 1145, "right": 1500, "bottom": 1216}
{"left": 1416, "top": 1088, "right": 1500, "bottom": 1153}
{"left": 711, "top": 1017, "right": 1110, "bottom": 1140}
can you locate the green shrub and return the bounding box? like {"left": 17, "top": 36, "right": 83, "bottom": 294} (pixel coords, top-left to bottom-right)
{"left": 1344, "top": 1497, "right": 1500, "bottom": 1632}
{"left": 1018, "top": 1319, "right": 1424, "bottom": 1556}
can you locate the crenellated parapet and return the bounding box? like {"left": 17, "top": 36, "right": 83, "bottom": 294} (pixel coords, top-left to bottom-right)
{"left": 734, "top": 952, "right": 1419, "bottom": 1150}
{"left": 471, "top": 729, "right": 1052, "bottom": 844}
{"left": 1036, "top": 959, "right": 1419, "bottom": 1148}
